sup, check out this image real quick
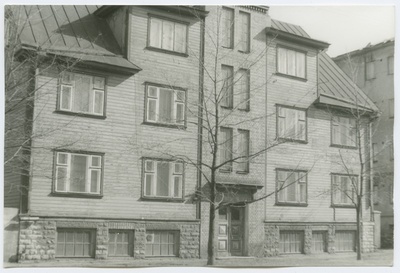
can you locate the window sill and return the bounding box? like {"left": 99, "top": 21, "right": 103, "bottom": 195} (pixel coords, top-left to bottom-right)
{"left": 330, "top": 204, "right": 355, "bottom": 209}
{"left": 145, "top": 46, "right": 188, "bottom": 57}
{"left": 219, "top": 168, "right": 232, "bottom": 173}
{"left": 221, "top": 46, "right": 233, "bottom": 50}
{"left": 140, "top": 196, "right": 184, "bottom": 203}
{"left": 51, "top": 192, "right": 103, "bottom": 199}
{"left": 238, "top": 50, "right": 250, "bottom": 54}
{"left": 238, "top": 107, "right": 250, "bottom": 112}
{"left": 220, "top": 105, "right": 234, "bottom": 110}
{"left": 54, "top": 110, "right": 106, "bottom": 120}
{"left": 236, "top": 170, "right": 249, "bottom": 175}
{"left": 142, "top": 121, "right": 186, "bottom": 130}
{"left": 275, "top": 202, "right": 308, "bottom": 207}
{"left": 330, "top": 144, "right": 357, "bottom": 150}
{"left": 275, "top": 72, "right": 307, "bottom": 82}
{"left": 278, "top": 137, "right": 308, "bottom": 144}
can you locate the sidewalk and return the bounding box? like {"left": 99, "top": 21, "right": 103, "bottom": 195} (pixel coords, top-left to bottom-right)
{"left": 4, "top": 249, "right": 393, "bottom": 268}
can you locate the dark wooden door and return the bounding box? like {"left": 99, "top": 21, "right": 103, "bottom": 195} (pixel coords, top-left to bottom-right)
{"left": 217, "top": 206, "right": 244, "bottom": 256}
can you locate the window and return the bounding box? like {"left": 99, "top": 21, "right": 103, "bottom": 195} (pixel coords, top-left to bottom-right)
{"left": 56, "top": 229, "right": 95, "bottom": 257}
{"left": 276, "top": 169, "right": 307, "bottom": 205}
{"left": 373, "top": 184, "right": 379, "bottom": 205}
{"left": 372, "top": 143, "right": 378, "bottom": 162}
{"left": 146, "top": 85, "right": 186, "bottom": 125}
{"left": 108, "top": 230, "right": 134, "bottom": 257}
{"left": 389, "top": 98, "right": 394, "bottom": 118}
{"left": 312, "top": 232, "right": 327, "bottom": 253}
{"left": 277, "top": 47, "right": 306, "bottom": 78}
{"left": 366, "top": 61, "right": 375, "bottom": 80}
{"left": 59, "top": 72, "right": 105, "bottom": 116}
{"left": 238, "top": 11, "right": 250, "bottom": 52}
{"left": 148, "top": 17, "right": 187, "bottom": 54}
{"left": 277, "top": 106, "right": 306, "bottom": 141}
{"left": 221, "top": 7, "right": 234, "bottom": 48}
{"left": 219, "top": 127, "right": 233, "bottom": 171}
{"left": 54, "top": 151, "right": 103, "bottom": 195}
{"left": 221, "top": 65, "right": 234, "bottom": 108}
{"left": 335, "top": 231, "right": 355, "bottom": 252}
{"left": 332, "top": 174, "right": 356, "bottom": 206}
{"left": 279, "top": 231, "right": 304, "bottom": 254}
{"left": 331, "top": 116, "right": 356, "bottom": 147}
{"left": 237, "top": 130, "right": 249, "bottom": 172}
{"left": 388, "top": 56, "right": 394, "bottom": 75}
{"left": 143, "top": 159, "right": 183, "bottom": 199}
{"left": 145, "top": 230, "right": 179, "bottom": 257}
{"left": 237, "top": 69, "right": 250, "bottom": 110}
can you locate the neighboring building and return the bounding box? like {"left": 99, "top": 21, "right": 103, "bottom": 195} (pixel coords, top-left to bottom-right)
{"left": 334, "top": 39, "right": 394, "bottom": 248}
{"left": 4, "top": 5, "right": 379, "bottom": 262}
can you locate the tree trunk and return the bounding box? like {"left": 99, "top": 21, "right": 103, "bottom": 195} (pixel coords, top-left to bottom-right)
{"left": 207, "top": 174, "right": 217, "bottom": 265}
{"left": 356, "top": 203, "right": 362, "bottom": 260}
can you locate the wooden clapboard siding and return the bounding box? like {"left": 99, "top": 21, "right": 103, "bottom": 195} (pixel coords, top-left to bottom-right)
{"left": 28, "top": 7, "right": 202, "bottom": 220}
{"left": 265, "top": 36, "right": 371, "bottom": 223}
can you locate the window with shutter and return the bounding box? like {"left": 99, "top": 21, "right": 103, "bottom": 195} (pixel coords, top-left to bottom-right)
{"left": 237, "top": 69, "right": 250, "bottom": 110}
{"left": 221, "top": 7, "right": 234, "bottom": 48}
{"left": 221, "top": 65, "right": 234, "bottom": 108}
{"left": 220, "top": 127, "right": 233, "bottom": 171}
{"left": 238, "top": 11, "right": 250, "bottom": 52}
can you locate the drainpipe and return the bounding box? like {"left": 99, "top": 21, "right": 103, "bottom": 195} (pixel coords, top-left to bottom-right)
{"left": 196, "top": 12, "right": 206, "bottom": 258}
{"left": 369, "top": 119, "right": 374, "bottom": 222}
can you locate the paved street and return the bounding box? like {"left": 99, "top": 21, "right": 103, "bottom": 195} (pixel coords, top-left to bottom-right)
{"left": 5, "top": 249, "right": 393, "bottom": 268}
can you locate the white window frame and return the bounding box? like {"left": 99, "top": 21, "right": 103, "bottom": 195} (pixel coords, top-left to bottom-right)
{"left": 331, "top": 116, "right": 356, "bottom": 147}
{"left": 221, "top": 65, "right": 234, "bottom": 108}
{"left": 331, "top": 174, "right": 356, "bottom": 206}
{"left": 143, "top": 159, "right": 184, "bottom": 199}
{"left": 276, "top": 169, "right": 307, "bottom": 205}
{"left": 277, "top": 106, "right": 307, "bottom": 141}
{"left": 59, "top": 72, "right": 105, "bottom": 116}
{"left": 54, "top": 151, "right": 102, "bottom": 195}
{"left": 145, "top": 85, "right": 186, "bottom": 125}
{"left": 277, "top": 47, "right": 306, "bottom": 78}
{"left": 148, "top": 16, "right": 188, "bottom": 54}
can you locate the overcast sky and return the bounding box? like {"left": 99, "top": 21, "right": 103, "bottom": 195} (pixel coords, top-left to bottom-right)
{"left": 268, "top": 6, "right": 395, "bottom": 58}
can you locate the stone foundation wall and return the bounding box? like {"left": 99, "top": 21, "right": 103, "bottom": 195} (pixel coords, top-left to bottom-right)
{"left": 361, "top": 222, "right": 375, "bottom": 253}
{"left": 264, "top": 223, "right": 374, "bottom": 256}
{"left": 18, "top": 217, "right": 200, "bottom": 261}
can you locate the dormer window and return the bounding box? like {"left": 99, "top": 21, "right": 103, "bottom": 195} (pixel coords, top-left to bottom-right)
{"left": 277, "top": 47, "right": 306, "bottom": 79}
{"left": 148, "top": 16, "right": 188, "bottom": 54}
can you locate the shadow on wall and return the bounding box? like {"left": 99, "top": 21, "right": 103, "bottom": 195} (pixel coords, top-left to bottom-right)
{"left": 4, "top": 209, "right": 20, "bottom": 263}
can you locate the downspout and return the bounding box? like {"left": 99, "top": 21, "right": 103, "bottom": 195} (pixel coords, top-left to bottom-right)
{"left": 369, "top": 119, "right": 375, "bottom": 221}
{"left": 196, "top": 13, "right": 206, "bottom": 257}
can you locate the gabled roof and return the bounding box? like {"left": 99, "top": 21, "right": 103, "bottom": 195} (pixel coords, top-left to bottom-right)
{"left": 333, "top": 38, "right": 394, "bottom": 60}
{"left": 270, "top": 19, "right": 379, "bottom": 113}
{"left": 17, "top": 5, "right": 140, "bottom": 74}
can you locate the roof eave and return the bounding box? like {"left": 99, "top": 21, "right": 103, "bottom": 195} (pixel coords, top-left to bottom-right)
{"left": 266, "top": 27, "right": 330, "bottom": 50}
{"left": 314, "top": 94, "right": 379, "bottom": 116}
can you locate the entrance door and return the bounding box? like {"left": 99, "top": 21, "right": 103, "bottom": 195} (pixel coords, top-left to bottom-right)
{"left": 218, "top": 206, "right": 244, "bottom": 256}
